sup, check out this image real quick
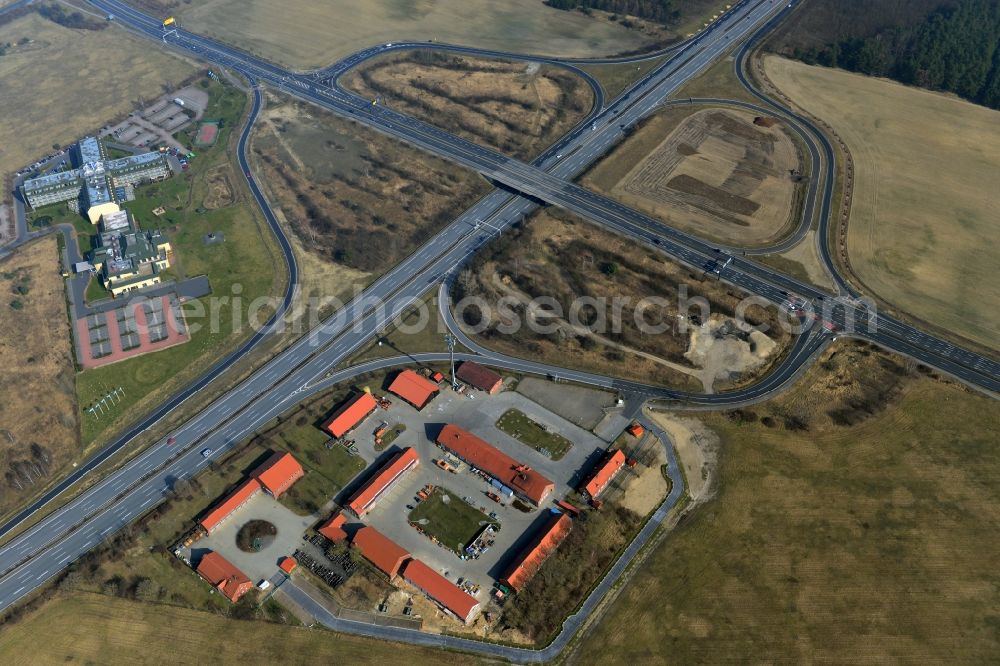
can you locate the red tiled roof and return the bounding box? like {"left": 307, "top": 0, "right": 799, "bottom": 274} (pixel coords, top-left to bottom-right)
{"left": 279, "top": 556, "right": 297, "bottom": 574}
{"left": 626, "top": 423, "right": 645, "bottom": 438}
{"left": 402, "top": 559, "right": 480, "bottom": 624}
{"left": 436, "top": 424, "right": 554, "bottom": 505}
{"left": 200, "top": 478, "right": 261, "bottom": 533}
{"left": 456, "top": 361, "right": 503, "bottom": 393}
{"left": 317, "top": 512, "right": 348, "bottom": 543}
{"left": 351, "top": 526, "right": 410, "bottom": 578}
{"left": 347, "top": 447, "right": 419, "bottom": 517}
{"left": 197, "top": 551, "right": 253, "bottom": 603}
{"left": 583, "top": 450, "right": 627, "bottom": 499}
{"left": 502, "top": 512, "right": 572, "bottom": 592}
{"left": 388, "top": 369, "right": 439, "bottom": 409}
{"left": 322, "top": 392, "right": 378, "bottom": 439}
{"left": 253, "top": 451, "right": 304, "bottom": 498}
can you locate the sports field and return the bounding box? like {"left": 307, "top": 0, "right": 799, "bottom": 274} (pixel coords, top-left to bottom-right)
{"left": 764, "top": 56, "right": 1000, "bottom": 351}
{"left": 575, "top": 342, "right": 1000, "bottom": 663}
{"left": 0, "top": 14, "right": 195, "bottom": 184}
{"left": 176, "top": 0, "right": 653, "bottom": 69}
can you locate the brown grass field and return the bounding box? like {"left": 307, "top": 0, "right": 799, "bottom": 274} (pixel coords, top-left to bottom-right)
{"left": 0, "top": 237, "right": 78, "bottom": 519}
{"left": 583, "top": 107, "right": 803, "bottom": 246}
{"left": 454, "top": 209, "right": 794, "bottom": 392}
{"left": 0, "top": 592, "right": 490, "bottom": 665}
{"left": 764, "top": 56, "right": 1000, "bottom": 351}
{"left": 0, "top": 14, "right": 196, "bottom": 184}
{"left": 249, "top": 90, "right": 489, "bottom": 282}
{"left": 341, "top": 50, "right": 593, "bottom": 161}
{"left": 572, "top": 342, "right": 1000, "bottom": 663}
{"left": 157, "top": 0, "right": 654, "bottom": 69}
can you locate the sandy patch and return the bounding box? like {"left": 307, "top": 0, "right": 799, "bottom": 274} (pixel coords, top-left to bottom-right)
{"left": 618, "top": 440, "right": 668, "bottom": 516}
{"left": 646, "top": 411, "right": 720, "bottom": 502}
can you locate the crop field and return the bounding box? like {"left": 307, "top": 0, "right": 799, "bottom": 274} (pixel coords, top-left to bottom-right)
{"left": 249, "top": 91, "right": 489, "bottom": 286}
{"left": 454, "top": 209, "right": 794, "bottom": 392}
{"left": 340, "top": 50, "right": 593, "bottom": 161}
{"left": 764, "top": 56, "right": 1000, "bottom": 351}
{"left": 157, "top": 0, "right": 653, "bottom": 69}
{"left": 0, "top": 237, "right": 78, "bottom": 521}
{"left": 0, "top": 14, "right": 196, "bottom": 186}
{"left": 574, "top": 341, "right": 1000, "bottom": 664}
{"left": 0, "top": 592, "right": 482, "bottom": 665}
{"left": 582, "top": 107, "right": 803, "bottom": 246}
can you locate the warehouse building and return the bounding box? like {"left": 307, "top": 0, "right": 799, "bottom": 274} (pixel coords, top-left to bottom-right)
{"left": 456, "top": 361, "right": 503, "bottom": 394}
{"left": 401, "top": 559, "right": 481, "bottom": 624}
{"left": 21, "top": 137, "right": 170, "bottom": 223}
{"left": 580, "top": 449, "right": 627, "bottom": 505}
{"left": 347, "top": 447, "right": 419, "bottom": 518}
{"left": 200, "top": 479, "right": 262, "bottom": 534}
{"left": 322, "top": 392, "right": 378, "bottom": 439}
{"left": 198, "top": 452, "right": 304, "bottom": 533}
{"left": 388, "top": 369, "right": 439, "bottom": 409}
{"left": 351, "top": 526, "right": 410, "bottom": 579}
{"left": 436, "top": 424, "right": 554, "bottom": 505}
{"left": 196, "top": 551, "right": 253, "bottom": 603}
{"left": 253, "top": 451, "right": 304, "bottom": 499}
{"left": 502, "top": 510, "right": 572, "bottom": 592}
{"left": 317, "top": 512, "right": 348, "bottom": 543}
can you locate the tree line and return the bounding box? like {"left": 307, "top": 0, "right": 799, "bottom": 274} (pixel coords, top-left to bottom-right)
{"left": 545, "top": 0, "right": 680, "bottom": 25}
{"left": 789, "top": 0, "right": 1000, "bottom": 110}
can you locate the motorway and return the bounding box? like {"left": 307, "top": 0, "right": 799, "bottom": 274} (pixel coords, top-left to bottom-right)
{"left": 0, "top": 0, "right": 995, "bottom": 657}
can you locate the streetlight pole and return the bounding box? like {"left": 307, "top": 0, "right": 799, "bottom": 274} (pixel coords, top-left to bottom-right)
{"left": 445, "top": 334, "right": 458, "bottom": 390}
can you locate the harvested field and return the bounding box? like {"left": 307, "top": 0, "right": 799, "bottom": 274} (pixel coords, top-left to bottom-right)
{"left": 153, "top": 0, "right": 653, "bottom": 69}
{"left": 249, "top": 91, "right": 489, "bottom": 281}
{"left": 0, "top": 237, "right": 78, "bottom": 520}
{"left": 0, "top": 14, "right": 196, "bottom": 191}
{"left": 764, "top": 56, "right": 1000, "bottom": 351}
{"left": 575, "top": 341, "right": 1000, "bottom": 664}
{"left": 453, "top": 209, "right": 793, "bottom": 392}
{"left": 341, "top": 50, "right": 594, "bottom": 161}
{"left": 0, "top": 592, "right": 478, "bottom": 665}
{"left": 582, "top": 107, "right": 803, "bottom": 246}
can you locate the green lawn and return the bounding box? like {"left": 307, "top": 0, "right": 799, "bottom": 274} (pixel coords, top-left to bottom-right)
{"left": 408, "top": 487, "right": 497, "bottom": 554}
{"left": 84, "top": 275, "right": 111, "bottom": 304}
{"left": 495, "top": 408, "right": 573, "bottom": 461}
{"left": 276, "top": 420, "right": 366, "bottom": 516}
{"left": 75, "top": 78, "right": 284, "bottom": 448}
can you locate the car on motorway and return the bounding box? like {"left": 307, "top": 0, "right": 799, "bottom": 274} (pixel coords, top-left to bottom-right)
{"left": 200, "top": 448, "right": 212, "bottom": 458}
{"left": 166, "top": 436, "right": 176, "bottom": 445}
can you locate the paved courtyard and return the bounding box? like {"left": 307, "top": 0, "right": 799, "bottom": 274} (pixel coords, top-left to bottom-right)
{"left": 196, "top": 492, "right": 314, "bottom": 584}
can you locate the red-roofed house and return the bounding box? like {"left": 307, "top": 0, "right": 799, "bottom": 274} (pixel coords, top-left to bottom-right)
{"left": 317, "top": 512, "right": 348, "bottom": 543}
{"left": 196, "top": 551, "right": 253, "bottom": 603}
{"left": 456, "top": 361, "right": 503, "bottom": 394}
{"left": 253, "top": 451, "right": 304, "bottom": 498}
{"left": 436, "top": 424, "right": 554, "bottom": 505}
{"left": 351, "top": 526, "right": 410, "bottom": 579}
{"left": 322, "top": 392, "right": 378, "bottom": 439}
{"left": 200, "top": 478, "right": 262, "bottom": 534}
{"left": 402, "top": 559, "right": 481, "bottom": 624}
{"left": 581, "top": 449, "right": 627, "bottom": 502}
{"left": 626, "top": 423, "right": 645, "bottom": 438}
{"left": 387, "top": 369, "right": 439, "bottom": 409}
{"left": 502, "top": 511, "right": 572, "bottom": 592}
{"left": 347, "top": 447, "right": 419, "bottom": 518}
